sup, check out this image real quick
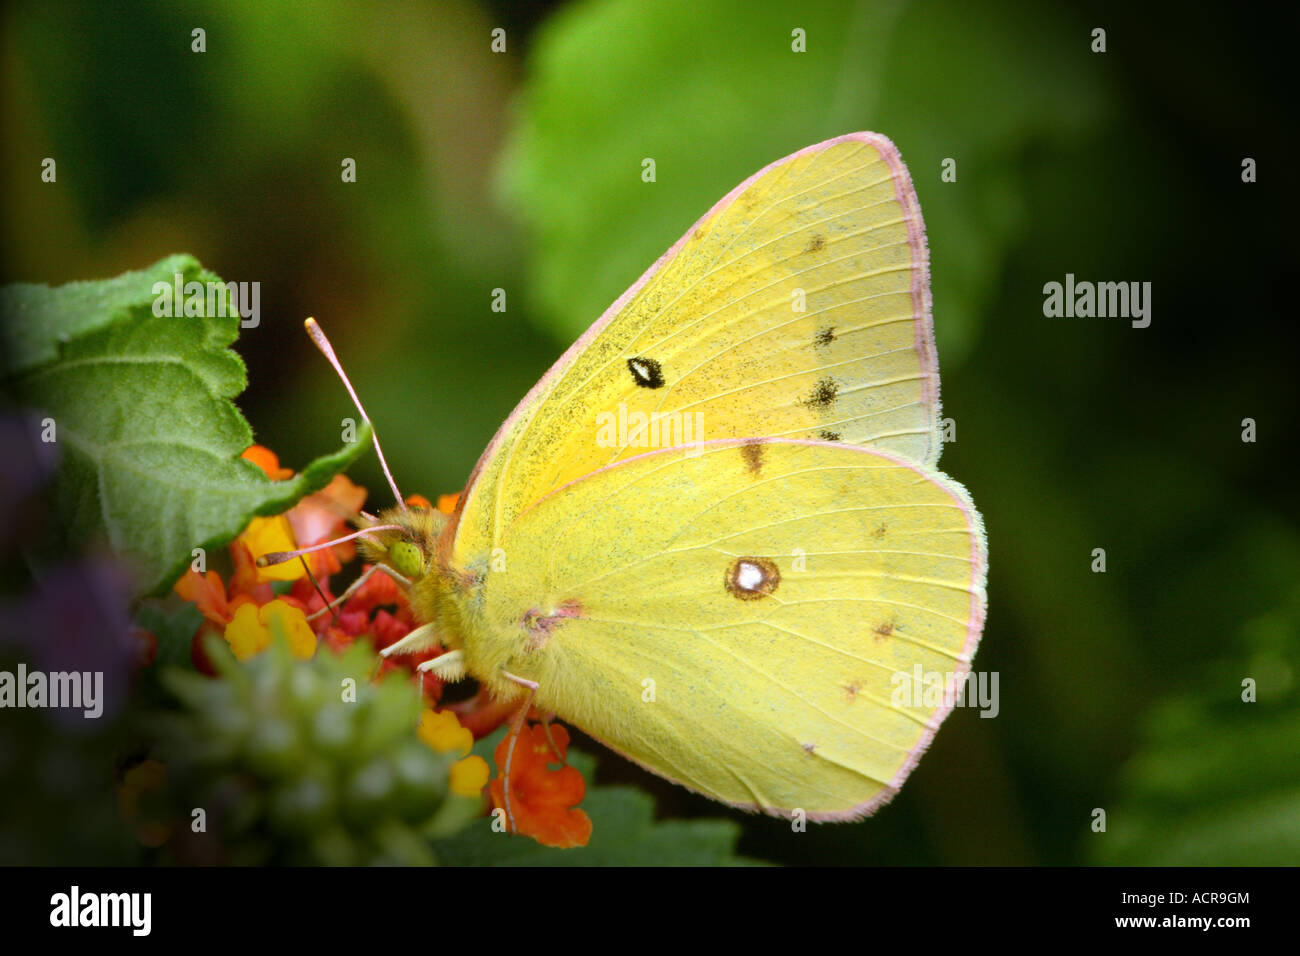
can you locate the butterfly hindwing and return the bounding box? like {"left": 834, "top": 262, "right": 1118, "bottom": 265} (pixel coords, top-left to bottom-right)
{"left": 464, "top": 439, "right": 986, "bottom": 818}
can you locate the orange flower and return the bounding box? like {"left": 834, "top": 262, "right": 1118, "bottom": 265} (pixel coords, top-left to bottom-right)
{"left": 489, "top": 722, "right": 591, "bottom": 848}
{"left": 286, "top": 473, "right": 367, "bottom": 577}
{"left": 242, "top": 444, "right": 294, "bottom": 480}
{"left": 174, "top": 568, "right": 231, "bottom": 628}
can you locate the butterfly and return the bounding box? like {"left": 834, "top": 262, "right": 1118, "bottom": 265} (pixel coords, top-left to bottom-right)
{"left": 290, "top": 132, "right": 987, "bottom": 827}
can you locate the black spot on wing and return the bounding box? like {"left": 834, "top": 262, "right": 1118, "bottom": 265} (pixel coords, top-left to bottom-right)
{"left": 627, "top": 356, "right": 665, "bottom": 389}
{"left": 815, "top": 326, "right": 835, "bottom": 348}
{"left": 741, "top": 439, "right": 765, "bottom": 475}
{"left": 803, "top": 234, "right": 826, "bottom": 254}
{"left": 802, "top": 377, "right": 839, "bottom": 410}
{"left": 818, "top": 430, "right": 841, "bottom": 442}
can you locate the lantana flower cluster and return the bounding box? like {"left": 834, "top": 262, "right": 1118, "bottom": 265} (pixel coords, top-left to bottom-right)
{"left": 169, "top": 446, "right": 591, "bottom": 848}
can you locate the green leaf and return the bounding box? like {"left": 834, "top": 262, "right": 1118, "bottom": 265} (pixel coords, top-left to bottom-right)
{"left": 0, "top": 254, "right": 216, "bottom": 377}
{"left": 3, "top": 256, "right": 372, "bottom": 597}
{"left": 432, "top": 732, "right": 760, "bottom": 865}
{"left": 135, "top": 600, "right": 203, "bottom": 672}
{"left": 501, "top": 0, "right": 1109, "bottom": 364}
{"left": 1092, "top": 597, "right": 1300, "bottom": 865}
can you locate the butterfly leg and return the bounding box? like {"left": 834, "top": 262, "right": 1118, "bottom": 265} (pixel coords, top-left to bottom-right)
{"left": 414, "top": 648, "right": 466, "bottom": 679}
{"left": 539, "top": 712, "right": 566, "bottom": 765}
{"left": 305, "top": 562, "right": 412, "bottom": 623}
{"left": 498, "top": 670, "right": 540, "bottom": 835}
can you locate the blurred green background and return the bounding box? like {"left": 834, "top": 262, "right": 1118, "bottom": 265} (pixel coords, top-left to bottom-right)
{"left": 2, "top": 0, "right": 1297, "bottom": 864}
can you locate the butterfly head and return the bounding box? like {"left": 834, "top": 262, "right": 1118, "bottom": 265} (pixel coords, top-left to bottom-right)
{"left": 357, "top": 502, "right": 448, "bottom": 583}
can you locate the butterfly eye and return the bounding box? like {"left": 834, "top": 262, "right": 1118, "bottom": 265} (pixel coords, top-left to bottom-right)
{"left": 389, "top": 540, "right": 425, "bottom": 578}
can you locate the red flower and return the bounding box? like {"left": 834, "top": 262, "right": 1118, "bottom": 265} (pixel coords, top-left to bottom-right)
{"left": 489, "top": 722, "right": 591, "bottom": 848}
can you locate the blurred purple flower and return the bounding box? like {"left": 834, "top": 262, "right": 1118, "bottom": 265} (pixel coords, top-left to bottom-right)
{"left": 0, "top": 558, "right": 135, "bottom": 727}
{"left": 0, "top": 411, "right": 134, "bottom": 726}
{"left": 0, "top": 412, "right": 58, "bottom": 547}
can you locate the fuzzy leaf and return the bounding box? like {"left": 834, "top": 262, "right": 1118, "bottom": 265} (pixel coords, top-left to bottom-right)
{"left": 3, "top": 256, "right": 372, "bottom": 597}
{"left": 0, "top": 254, "right": 215, "bottom": 376}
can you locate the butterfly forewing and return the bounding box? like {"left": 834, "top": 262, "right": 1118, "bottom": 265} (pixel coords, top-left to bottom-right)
{"left": 452, "top": 133, "right": 938, "bottom": 560}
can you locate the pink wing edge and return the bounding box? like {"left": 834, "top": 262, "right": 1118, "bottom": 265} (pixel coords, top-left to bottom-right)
{"left": 447, "top": 132, "right": 941, "bottom": 540}
{"left": 518, "top": 436, "right": 988, "bottom": 822}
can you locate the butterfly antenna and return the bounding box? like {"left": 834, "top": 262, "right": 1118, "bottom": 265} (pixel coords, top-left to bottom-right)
{"left": 304, "top": 317, "right": 408, "bottom": 512}
{"left": 256, "top": 524, "right": 404, "bottom": 568}
{"left": 299, "top": 556, "right": 341, "bottom": 628}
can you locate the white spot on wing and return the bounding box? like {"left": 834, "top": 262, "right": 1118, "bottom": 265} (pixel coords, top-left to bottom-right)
{"left": 737, "top": 561, "right": 765, "bottom": 591}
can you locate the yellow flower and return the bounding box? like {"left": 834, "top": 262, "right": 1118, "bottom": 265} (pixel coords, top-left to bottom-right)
{"left": 224, "top": 599, "right": 316, "bottom": 661}
{"left": 261, "top": 599, "right": 317, "bottom": 659}
{"left": 225, "top": 603, "right": 270, "bottom": 660}
{"left": 449, "top": 756, "right": 490, "bottom": 797}
{"left": 242, "top": 515, "right": 303, "bottom": 583}
{"left": 418, "top": 708, "right": 473, "bottom": 757}
{"left": 418, "top": 710, "right": 487, "bottom": 797}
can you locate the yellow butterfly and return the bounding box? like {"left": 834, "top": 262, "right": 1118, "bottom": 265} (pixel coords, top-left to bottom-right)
{"left": 300, "top": 132, "right": 987, "bottom": 824}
